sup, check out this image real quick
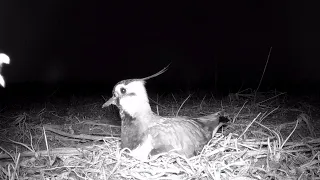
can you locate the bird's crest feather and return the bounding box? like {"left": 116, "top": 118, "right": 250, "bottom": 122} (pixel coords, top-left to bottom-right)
{"left": 140, "top": 63, "right": 171, "bottom": 81}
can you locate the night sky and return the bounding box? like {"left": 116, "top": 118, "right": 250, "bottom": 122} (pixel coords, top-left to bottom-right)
{"left": 0, "top": 1, "right": 319, "bottom": 96}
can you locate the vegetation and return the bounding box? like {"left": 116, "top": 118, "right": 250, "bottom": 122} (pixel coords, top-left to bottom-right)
{"left": 0, "top": 90, "right": 319, "bottom": 180}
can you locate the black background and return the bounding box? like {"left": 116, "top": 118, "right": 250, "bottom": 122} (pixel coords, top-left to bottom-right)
{"left": 0, "top": 1, "right": 319, "bottom": 97}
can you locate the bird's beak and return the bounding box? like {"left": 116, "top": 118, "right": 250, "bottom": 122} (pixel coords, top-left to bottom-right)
{"left": 102, "top": 96, "right": 116, "bottom": 108}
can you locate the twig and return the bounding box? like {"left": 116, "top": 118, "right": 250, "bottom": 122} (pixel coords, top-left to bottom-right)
{"left": 176, "top": 94, "right": 192, "bottom": 116}
{"left": 199, "top": 94, "right": 206, "bottom": 110}
{"left": 43, "top": 126, "right": 52, "bottom": 163}
{"left": 107, "top": 148, "right": 129, "bottom": 180}
{"left": 171, "top": 93, "right": 178, "bottom": 105}
{"left": 280, "top": 119, "right": 300, "bottom": 149}
{"left": 238, "top": 113, "right": 261, "bottom": 139}
{"left": 257, "top": 92, "right": 286, "bottom": 105}
{"left": 148, "top": 97, "right": 167, "bottom": 109}
{"left": 8, "top": 139, "right": 34, "bottom": 153}
{"left": 44, "top": 125, "right": 120, "bottom": 140}
{"left": 255, "top": 47, "right": 272, "bottom": 103}
{"left": 0, "top": 145, "right": 115, "bottom": 159}
{"left": 258, "top": 106, "right": 279, "bottom": 123}
{"left": 233, "top": 101, "right": 247, "bottom": 123}
{"left": 0, "top": 146, "right": 14, "bottom": 161}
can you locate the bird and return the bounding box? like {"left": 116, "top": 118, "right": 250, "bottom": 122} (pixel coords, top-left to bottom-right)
{"left": 102, "top": 65, "right": 229, "bottom": 161}
{"left": 0, "top": 53, "right": 10, "bottom": 88}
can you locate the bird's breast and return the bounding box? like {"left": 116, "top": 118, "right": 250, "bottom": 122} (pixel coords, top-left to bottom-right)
{"left": 120, "top": 110, "right": 144, "bottom": 150}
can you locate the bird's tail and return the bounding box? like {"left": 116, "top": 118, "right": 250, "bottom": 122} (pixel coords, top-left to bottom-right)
{"left": 193, "top": 111, "right": 229, "bottom": 133}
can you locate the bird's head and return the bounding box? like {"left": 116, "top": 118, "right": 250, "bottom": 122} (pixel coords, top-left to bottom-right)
{"left": 102, "top": 65, "right": 170, "bottom": 118}
{"left": 103, "top": 79, "right": 151, "bottom": 117}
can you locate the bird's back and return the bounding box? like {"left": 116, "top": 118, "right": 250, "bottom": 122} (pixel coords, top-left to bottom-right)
{"left": 144, "top": 116, "right": 212, "bottom": 158}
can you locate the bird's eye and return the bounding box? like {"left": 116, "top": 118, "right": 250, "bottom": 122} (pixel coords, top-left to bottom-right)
{"left": 120, "top": 87, "right": 126, "bottom": 94}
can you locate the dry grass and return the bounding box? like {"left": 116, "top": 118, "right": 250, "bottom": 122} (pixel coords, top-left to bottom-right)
{"left": 0, "top": 91, "right": 319, "bottom": 180}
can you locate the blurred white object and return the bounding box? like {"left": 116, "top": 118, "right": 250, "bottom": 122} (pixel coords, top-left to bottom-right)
{"left": 0, "top": 53, "right": 10, "bottom": 87}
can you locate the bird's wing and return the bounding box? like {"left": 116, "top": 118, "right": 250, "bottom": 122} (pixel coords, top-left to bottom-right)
{"left": 144, "top": 118, "right": 209, "bottom": 158}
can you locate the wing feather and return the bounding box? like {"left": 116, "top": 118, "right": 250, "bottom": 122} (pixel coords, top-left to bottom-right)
{"left": 145, "top": 117, "right": 209, "bottom": 158}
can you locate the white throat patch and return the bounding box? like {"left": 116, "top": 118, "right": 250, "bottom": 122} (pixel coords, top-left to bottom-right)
{"left": 119, "top": 95, "right": 151, "bottom": 118}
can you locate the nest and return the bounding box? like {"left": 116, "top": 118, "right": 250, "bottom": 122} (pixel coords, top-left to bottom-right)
{"left": 0, "top": 91, "right": 319, "bottom": 179}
